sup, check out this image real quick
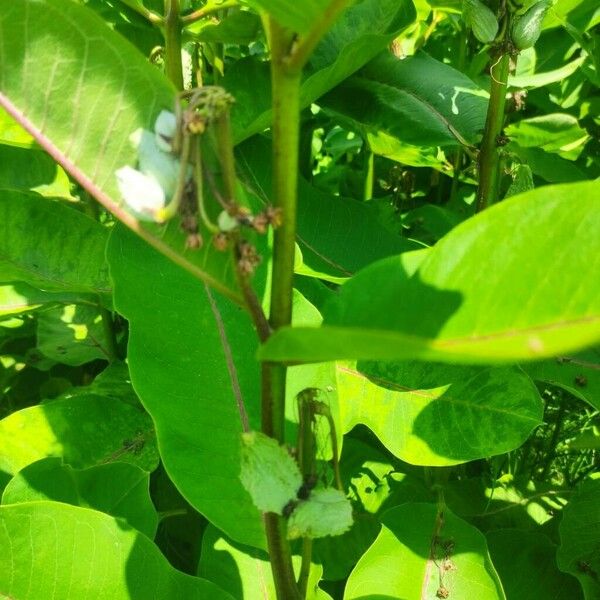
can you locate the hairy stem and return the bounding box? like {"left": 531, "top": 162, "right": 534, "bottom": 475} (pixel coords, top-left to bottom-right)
{"left": 476, "top": 51, "right": 510, "bottom": 212}
{"left": 164, "top": 0, "right": 184, "bottom": 90}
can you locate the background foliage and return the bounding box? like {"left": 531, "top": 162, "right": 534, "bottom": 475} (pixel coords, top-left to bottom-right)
{"left": 0, "top": 0, "right": 598, "bottom": 598}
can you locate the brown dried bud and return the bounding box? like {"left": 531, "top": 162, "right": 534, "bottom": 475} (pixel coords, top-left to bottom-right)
{"left": 213, "top": 232, "right": 231, "bottom": 252}
{"left": 265, "top": 206, "right": 283, "bottom": 228}
{"left": 252, "top": 213, "right": 269, "bottom": 234}
{"left": 185, "top": 233, "right": 203, "bottom": 250}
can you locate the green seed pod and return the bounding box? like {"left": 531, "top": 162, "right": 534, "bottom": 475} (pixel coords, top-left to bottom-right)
{"left": 511, "top": 1, "right": 551, "bottom": 50}
{"left": 463, "top": 0, "right": 499, "bottom": 44}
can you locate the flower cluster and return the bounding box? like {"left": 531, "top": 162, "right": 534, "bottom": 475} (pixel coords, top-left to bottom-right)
{"left": 115, "top": 110, "right": 185, "bottom": 222}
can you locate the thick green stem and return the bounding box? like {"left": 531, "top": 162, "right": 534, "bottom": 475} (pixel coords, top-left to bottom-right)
{"left": 164, "top": 0, "right": 184, "bottom": 90}
{"left": 260, "top": 19, "right": 303, "bottom": 600}
{"left": 261, "top": 365, "right": 301, "bottom": 600}
{"left": 476, "top": 52, "right": 510, "bottom": 212}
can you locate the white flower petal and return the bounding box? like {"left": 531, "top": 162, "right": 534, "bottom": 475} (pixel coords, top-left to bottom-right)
{"left": 115, "top": 166, "right": 165, "bottom": 221}
{"left": 133, "top": 129, "right": 180, "bottom": 197}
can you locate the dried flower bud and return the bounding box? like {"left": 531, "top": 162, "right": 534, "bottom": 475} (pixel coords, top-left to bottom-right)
{"left": 252, "top": 213, "right": 269, "bottom": 234}
{"left": 213, "top": 232, "right": 231, "bottom": 251}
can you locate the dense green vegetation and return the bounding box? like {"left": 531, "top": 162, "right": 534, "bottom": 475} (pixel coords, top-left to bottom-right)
{"left": 0, "top": 0, "right": 598, "bottom": 598}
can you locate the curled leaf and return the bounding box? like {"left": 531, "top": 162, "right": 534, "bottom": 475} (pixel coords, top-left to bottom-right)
{"left": 239, "top": 431, "right": 302, "bottom": 515}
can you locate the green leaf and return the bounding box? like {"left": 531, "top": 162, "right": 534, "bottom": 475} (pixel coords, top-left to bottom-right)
{"left": 61, "top": 360, "right": 141, "bottom": 406}
{"left": 509, "top": 144, "right": 588, "bottom": 183}
{"left": 0, "top": 0, "right": 240, "bottom": 301}
{"left": 345, "top": 503, "right": 505, "bottom": 599}
{"left": 0, "top": 144, "right": 73, "bottom": 197}
{"left": 2, "top": 457, "right": 158, "bottom": 538}
{"left": 107, "top": 224, "right": 265, "bottom": 548}
{"left": 487, "top": 529, "right": 583, "bottom": 600}
{"left": 238, "top": 137, "right": 419, "bottom": 280}
{"left": 229, "top": 0, "right": 416, "bottom": 142}
{"left": 0, "top": 282, "right": 97, "bottom": 317}
{"left": 187, "top": 9, "right": 261, "bottom": 44}
{"left": 558, "top": 477, "right": 600, "bottom": 599}
{"left": 0, "top": 395, "right": 158, "bottom": 486}
{"left": 523, "top": 350, "right": 600, "bottom": 410}
{"left": 505, "top": 114, "right": 589, "bottom": 160}
{"left": 287, "top": 487, "right": 354, "bottom": 540}
{"left": 321, "top": 52, "right": 488, "bottom": 148}
{"left": 337, "top": 361, "right": 542, "bottom": 466}
{"left": 0, "top": 191, "right": 110, "bottom": 295}
{"left": 37, "top": 304, "right": 110, "bottom": 366}
{"left": 240, "top": 431, "right": 302, "bottom": 515}
{"left": 198, "top": 524, "right": 331, "bottom": 600}
{"left": 509, "top": 56, "right": 585, "bottom": 87}
{"left": 241, "top": 0, "right": 323, "bottom": 33}
{"left": 260, "top": 181, "right": 600, "bottom": 364}
{"left": 0, "top": 106, "right": 34, "bottom": 148}
{"left": 505, "top": 163, "right": 534, "bottom": 198}
{"left": 0, "top": 501, "right": 233, "bottom": 600}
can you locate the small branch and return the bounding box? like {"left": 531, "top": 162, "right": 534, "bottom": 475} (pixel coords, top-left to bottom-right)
{"left": 118, "top": 0, "right": 163, "bottom": 24}
{"left": 164, "top": 0, "right": 184, "bottom": 90}
{"left": 181, "top": 0, "right": 239, "bottom": 25}
{"left": 286, "top": 0, "right": 354, "bottom": 73}
{"left": 476, "top": 50, "right": 511, "bottom": 212}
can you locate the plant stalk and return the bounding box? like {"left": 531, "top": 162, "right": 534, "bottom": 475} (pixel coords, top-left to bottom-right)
{"left": 164, "top": 0, "right": 184, "bottom": 90}
{"left": 476, "top": 52, "right": 510, "bottom": 212}
{"left": 181, "top": 0, "right": 239, "bottom": 24}
{"left": 260, "top": 18, "right": 304, "bottom": 600}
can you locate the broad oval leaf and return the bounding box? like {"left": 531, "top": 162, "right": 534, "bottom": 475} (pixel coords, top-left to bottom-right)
{"left": 0, "top": 501, "right": 233, "bottom": 600}
{"left": 487, "top": 529, "right": 583, "bottom": 600}
{"left": 2, "top": 457, "right": 157, "bottom": 538}
{"left": 0, "top": 0, "right": 240, "bottom": 301}
{"left": 557, "top": 477, "right": 600, "bottom": 599}
{"left": 0, "top": 191, "right": 109, "bottom": 295}
{"left": 321, "top": 51, "right": 489, "bottom": 148}
{"left": 0, "top": 395, "right": 158, "bottom": 486}
{"left": 338, "top": 361, "right": 543, "bottom": 466}
{"left": 345, "top": 503, "right": 505, "bottom": 599}
{"left": 107, "top": 223, "right": 265, "bottom": 548}
{"left": 36, "top": 304, "right": 111, "bottom": 366}
{"left": 523, "top": 350, "right": 600, "bottom": 410}
{"left": 260, "top": 181, "right": 600, "bottom": 364}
